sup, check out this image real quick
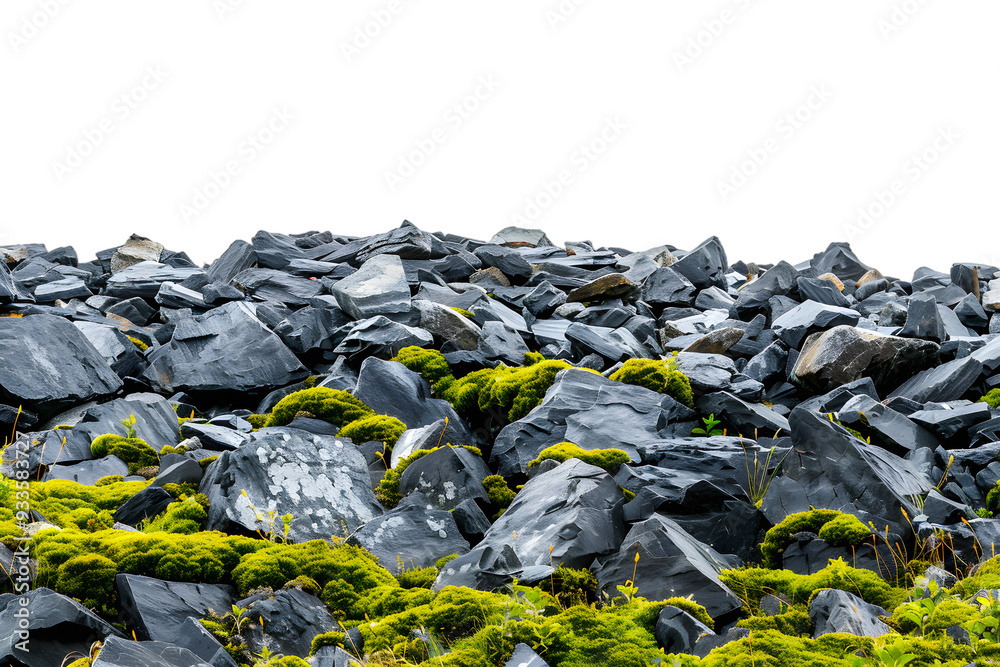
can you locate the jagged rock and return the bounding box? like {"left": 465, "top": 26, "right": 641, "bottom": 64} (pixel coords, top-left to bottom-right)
{"left": 732, "top": 261, "right": 799, "bottom": 317}
{"left": 592, "top": 514, "right": 742, "bottom": 621}
{"left": 353, "top": 357, "right": 472, "bottom": 446}
{"left": 412, "top": 299, "right": 482, "bottom": 350}
{"left": 792, "top": 325, "right": 940, "bottom": 395}
{"left": 116, "top": 574, "right": 236, "bottom": 642}
{"left": 796, "top": 276, "right": 850, "bottom": 308}
{"left": 44, "top": 455, "right": 130, "bottom": 485}
{"left": 697, "top": 391, "right": 788, "bottom": 436}
{"left": 566, "top": 273, "right": 637, "bottom": 303}
{"left": 91, "top": 635, "right": 215, "bottom": 667}
{"left": 105, "top": 261, "right": 203, "bottom": 298}
{"left": 142, "top": 302, "right": 307, "bottom": 394}
{"left": 478, "top": 321, "right": 530, "bottom": 364}
{"left": 682, "top": 327, "right": 744, "bottom": 355}
{"left": 655, "top": 606, "right": 714, "bottom": 655}
{"left": 0, "top": 588, "right": 125, "bottom": 667}
{"left": 837, "top": 394, "right": 938, "bottom": 454}
{"left": 771, "top": 300, "right": 860, "bottom": 349}
{"left": 809, "top": 589, "right": 891, "bottom": 638}
{"left": 674, "top": 352, "right": 763, "bottom": 400}
{"left": 435, "top": 459, "right": 626, "bottom": 591}
{"left": 113, "top": 486, "right": 174, "bottom": 525}
{"left": 565, "top": 322, "right": 653, "bottom": 362}
{"left": 900, "top": 293, "right": 948, "bottom": 343}
{"left": 909, "top": 402, "right": 992, "bottom": 439}
{"left": 110, "top": 234, "right": 164, "bottom": 272}
{"left": 809, "top": 243, "right": 872, "bottom": 283}
{"left": 763, "top": 407, "right": 933, "bottom": 536}
{"left": 331, "top": 253, "right": 411, "bottom": 321}
{"left": 348, "top": 503, "right": 470, "bottom": 570}
{"left": 398, "top": 445, "right": 490, "bottom": 510}
{"left": 33, "top": 277, "right": 92, "bottom": 302}
{"left": 200, "top": 428, "right": 384, "bottom": 541}
{"left": 491, "top": 368, "right": 696, "bottom": 476}
{"left": 474, "top": 245, "right": 533, "bottom": 282}
{"left": 672, "top": 237, "right": 728, "bottom": 290}
{"left": 172, "top": 616, "right": 238, "bottom": 667}
{"left": 0, "top": 313, "right": 123, "bottom": 414}
{"left": 744, "top": 341, "right": 789, "bottom": 384}
{"left": 504, "top": 644, "right": 550, "bottom": 667}
{"left": 240, "top": 588, "right": 337, "bottom": 659}
{"left": 333, "top": 316, "right": 433, "bottom": 359}
{"left": 230, "top": 268, "right": 324, "bottom": 307}
{"left": 356, "top": 221, "right": 435, "bottom": 263}
{"left": 888, "top": 355, "right": 983, "bottom": 404}
{"left": 490, "top": 227, "right": 553, "bottom": 247}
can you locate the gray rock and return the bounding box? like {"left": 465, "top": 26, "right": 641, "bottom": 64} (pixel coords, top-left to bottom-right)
{"left": 114, "top": 486, "right": 175, "bottom": 525}
{"left": 116, "top": 574, "right": 236, "bottom": 642}
{"left": 104, "top": 296, "right": 156, "bottom": 325}
{"left": 0, "top": 313, "right": 123, "bottom": 414}
{"left": 474, "top": 245, "right": 533, "bottom": 282}
{"left": 0, "top": 588, "right": 125, "bottom": 667}
{"left": 352, "top": 357, "right": 471, "bottom": 447}
{"left": 491, "top": 368, "right": 696, "bottom": 476}
{"left": 809, "top": 589, "right": 890, "bottom": 638}
{"left": 674, "top": 352, "right": 763, "bottom": 400}
{"left": 682, "top": 326, "right": 745, "bottom": 355}
{"left": 672, "top": 237, "right": 728, "bottom": 289}
{"left": 201, "top": 428, "right": 384, "bottom": 542}
{"left": 909, "top": 402, "right": 992, "bottom": 439}
{"left": 206, "top": 239, "right": 257, "bottom": 284}
{"left": 900, "top": 293, "right": 947, "bottom": 343}
{"left": 654, "top": 606, "right": 714, "bottom": 655}
{"left": 697, "top": 391, "right": 788, "bottom": 436}
{"left": 73, "top": 321, "right": 146, "bottom": 379}
{"left": 809, "top": 242, "right": 872, "bottom": 283}
{"left": 333, "top": 316, "right": 433, "bottom": 359}
{"left": 33, "top": 276, "right": 92, "bottom": 302}
{"left": 792, "top": 325, "right": 940, "bottom": 395}
{"left": 522, "top": 281, "right": 567, "bottom": 317}
{"left": 348, "top": 503, "right": 470, "bottom": 570}
{"left": 771, "top": 300, "right": 861, "bottom": 349}
{"left": 44, "top": 455, "right": 129, "bottom": 485}
{"left": 105, "top": 261, "right": 204, "bottom": 299}
{"left": 412, "top": 299, "right": 482, "bottom": 350}
{"left": 356, "top": 221, "right": 435, "bottom": 263}
{"left": 331, "top": 253, "right": 411, "bottom": 321}
{"left": 744, "top": 341, "right": 789, "bottom": 384}
{"left": 592, "top": 514, "right": 742, "bottom": 621}
{"left": 490, "top": 226, "right": 553, "bottom": 248}
{"left": 504, "top": 643, "right": 550, "bottom": 667}
{"left": 731, "top": 261, "right": 799, "bottom": 317}
{"left": 398, "top": 445, "right": 490, "bottom": 510}
{"left": 231, "top": 268, "right": 324, "bottom": 307}
{"left": 240, "top": 588, "right": 337, "bottom": 659}
{"left": 143, "top": 302, "right": 307, "bottom": 394}
{"left": 888, "top": 356, "right": 983, "bottom": 404}
{"left": 695, "top": 285, "right": 735, "bottom": 310}
{"left": 0, "top": 260, "right": 32, "bottom": 303}
{"left": 435, "top": 459, "right": 626, "bottom": 591}
{"left": 92, "top": 635, "right": 214, "bottom": 667}
{"left": 479, "top": 321, "right": 529, "bottom": 364}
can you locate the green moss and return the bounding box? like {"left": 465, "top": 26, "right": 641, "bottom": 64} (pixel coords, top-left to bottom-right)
{"left": 720, "top": 559, "right": 903, "bottom": 612}
{"left": 284, "top": 574, "right": 322, "bottom": 596}
{"left": 450, "top": 307, "right": 474, "bottom": 318}
{"left": 394, "top": 346, "right": 592, "bottom": 422}
{"left": 695, "top": 630, "right": 874, "bottom": 666}
{"left": 482, "top": 474, "right": 515, "bottom": 508}
{"left": 125, "top": 334, "right": 148, "bottom": 351}
{"left": 266, "top": 387, "right": 374, "bottom": 428}
{"left": 94, "top": 475, "right": 124, "bottom": 487}
{"left": 245, "top": 413, "right": 269, "bottom": 430}
{"left": 953, "top": 554, "right": 1000, "bottom": 596}
{"left": 143, "top": 498, "right": 208, "bottom": 534}
{"left": 816, "top": 513, "right": 872, "bottom": 547}
{"left": 65, "top": 660, "right": 91, "bottom": 667}
{"left": 527, "top": 442, "right": 630, "bottom": 473}
{"left": 978, "top": 388, "right": 1000, "bottom": 408}
{"left": 198, "top": 455, "right": 218, "bottom": 469}
{"left": 608, "top": 356, "right": 695, "bottom": 409}
{"left": 987, "top": 481, "right": 1000, "bottom": 516}
{"left": 737, "top": 608, "right": 812, "bottom": 636}
{"left": 760, "top": 509, "right": 843, "bottom": 569}
{"left": 435, "top": 554, "right": 459, "bottom": 569}
{"left": 309, "top": 630, "right": 345, "bottom": 656}
{"left": 549, "top": 566, "right": 599, "bottom": 608}
{"left": 29, "top": 479, "right": 149, "bottom": 530}
{"left": 303, "top": 375, "right": 320, "bottom": 389}
{"left": 397, "top": 565, "right": 438, "bottom": 589}
{"left": 56, "top": 553, "right": 118, "bottom": 616}
{"left": 338, "top": 414, "right": 407, "bottom": 449}
{"left": 90, "top": 434, "right": 159, "bottom": 475}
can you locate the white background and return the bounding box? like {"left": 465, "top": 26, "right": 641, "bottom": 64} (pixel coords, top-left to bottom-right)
{"left": 1, "top": 1, "right": 997, "bottom": 279}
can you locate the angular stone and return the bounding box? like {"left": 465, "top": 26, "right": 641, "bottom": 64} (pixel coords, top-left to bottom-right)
{"left": 566, "top": 273, "right": 637, "bottom": 303}
{"left": 955, "top": 292, "right": 989, "bottom": 328}
{"left": 744, "top": 341, "right": 789, "bottom": 385}
{"left": 809, "top": 243, "right": 872, "bottom": 283}
{"left": 909, "top": 402, "right": 992, "bottom": 439}
{"left": 356, "top": 221, "right": 435, "bottom": 263}
{"left": 114, "top": 486, "right": 174, "bottom": 525}
{"left": 796, "top": 277, "right": 850, "bottom": 308}
{"left": 206, "top": 239, "right": 257, "bottom": 284}
{"left": 732, "top": 261, "right": 800, "bottom": 317}
{"left": 674, "top": 352, "right": 763, "bottom": 400}
{"left": 143, "top": 302, "right": 307, "bottom": 394}
{"left": 792, "top": 325, "right": 940, "bottom": 395}
{"left": 331, "top": 253, "right": 410, "bottom": 321}
{"left": 33, "top": 277, "right": 92, "bottom": 302}
{"left": 73, "top": 321, "right": 146, "bottom": 379}
{"left": 352, "top": 357, "right": 471, "bottom": 446}
{"left": 239, "top": 588, "right": 337, "bottom": 660}
{"left": 771, "top": 300, "right": 861, "bottom": 349}
{"left": 348, "top": 504, "right": 470, "bottom": 570}
{"left": 104, "top": 296, "right": 156, "bottom": 325}
{"left": 522, "top": 280, "right": 567, "bottom": 317}
{"left": 697, "top": 391, "right": 788, "bottom": 436}
{"left": 478, "top": 321, "right": 529, "bottom": 364}
{"left": 333, "top": 316, "right": 433, "bottom": 359}
{"left": 655, "top": 606, "right": 714, "bottom": 655}
{"left": 694, "top": 285, "right": 735, "bottom": 310}
{"left": 592, "top": 514, "right": 742, "bottom": 621}
{"left": 0, "top": 313, "right": 123, "bottom": 414}
{"left": 900, "top": 293, "right": 947, "bottom": 343}
{"left": 435, "top": 459, "right": 625, "bottom": 591}
{"left": 155, "top": 281, "right": 209, "bottom": 309}
{"left": 0, "top": 588, "right": 125, "bottom": 666}
{"left": 474, "top": 245, "right": 533, "bottom": 281}
{"left": 672, "top": 237, "right": 728, "bottom": 290}
{"left": 398, "top": 445, "right": 490, "bottom": 510}
{"left": 682, "top": 326, "right": 744, "bottom": 355}
{"left": 44, "top": 456, "right": 130, "bottom": 484}
{"left": 105, "top": 261, "right": 204, "bottom": 299}
{"left": 274, "top": 302, "right": 352, "bottom": 355}
{"left": 490, "top": 226, "right": 553, "bottom": 248}
{"left": 116, "top": 574, "right": 236, "bottom": 642}
{"left": 888, "top": 356, "right": 983, "bottom": 404}
{"left": 201, "top": 428, "right": 384, "bottom": 541}
{"left": 809, "top": 589, "right": 890, "bottom": 638}
{"left": 412, "top": 299, "right": 482, "bottom": 350}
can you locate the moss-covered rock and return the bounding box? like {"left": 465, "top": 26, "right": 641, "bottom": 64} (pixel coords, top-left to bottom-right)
{"left": 266, "top": 387, "right": 374, "bottom": 428}
{"left": 816, "top": 513, "right": 872, "bottom": 547}
{"left": 608, "top": 356, "right": 695, "bottom": 409}
{"left": 527, "top": 442, "right": 630, "bottom": 473}
{"left": 90, "top": 434, "right": 159, "bottom": 475}
{"left": 760, "top": 509, "right": 845, "bottom": 569}
{"left": 338, "top": 414, "right": 407, "bottom": 449}
{"left": 482, "top": 474, "right": 516, "bottom": 509}
{"left": 979, "top": 388, "right": 1000, "bottom": 408}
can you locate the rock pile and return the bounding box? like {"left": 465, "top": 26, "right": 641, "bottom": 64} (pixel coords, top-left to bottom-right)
{"left": 1, "top": 223, "right": 1000, "bottom": 665}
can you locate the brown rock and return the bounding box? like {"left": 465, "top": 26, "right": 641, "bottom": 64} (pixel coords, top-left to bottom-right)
{"left": 566, "top": 273, "right": 637, "bottom": 303}
{"left": 682, "top": 327, "right": 746, "bottom": 355}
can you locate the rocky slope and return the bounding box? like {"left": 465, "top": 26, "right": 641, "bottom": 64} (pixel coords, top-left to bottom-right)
{"left": 1, "top": 223, "right": 1000, "bottom": 666}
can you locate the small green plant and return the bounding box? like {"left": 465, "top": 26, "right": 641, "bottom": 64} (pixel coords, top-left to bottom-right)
{"left": 691, "top": 413, "right": 724, "bottom": 437}
{"left": 121, "top": 414, "right": 137, "bottom": 439}
{"left": 740, "top": 438, "right": 788, "bottom": 508}
{"left": 873, "top": 644, "right": 917, "bottom": 667}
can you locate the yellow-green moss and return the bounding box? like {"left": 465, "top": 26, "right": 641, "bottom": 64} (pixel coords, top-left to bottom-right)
{"left": 608, "top": 356, "right": 695, "bottom": 409}
{"left": 125, "top": 335, "right": 148, "bottom": 351}
{"left": 266, "top": 387, "right": 374, "bottom": 428}
{"left": 90, "top": 434, "right": 159, "bottom": 475}
{"left": 978, "top": 388, "right": 1000, "bottom": 409}
{"left": 338, "top": 414, "right": 407, "bottom": 449}
{"left": 482, "top": 474, "right": 515, "bottom": 508}
{"left": 245, "top": 413, "right": 269, "bottom": 430}
{"left": 527, "top": 442, "right": 630, "bottom": 473}
{"left": 760, "top": 509, "right": 845, "bottom": 569}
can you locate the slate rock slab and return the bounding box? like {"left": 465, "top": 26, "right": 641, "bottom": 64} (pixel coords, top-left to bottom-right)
{"left": 348, "top": 503, "right": 470, "bottom": 570}
{"left": 0, "top": 588, "right": 125, "bottom": 667}
{"left": 200, "top": 428, "right": 384, "bottom": 542}
{"left": 331, "top": 253, "right": 411, "bottom": 321}
{"left": 810, "top": 589, "right": 891, "bottom": 638}
{"left": 143, "top": 301, "right": 307, "bottom": 394}
{"left": 116, "top": 574, "right": 236, "bottom": 642}
{"left": 240, "top": 588, "right": 337, "bottom": 659}
{"left": 435, "top": 459, "right": 626, "bottom": 591}
{"left": 0, "top": 314, "right": 122, "bottom": 414}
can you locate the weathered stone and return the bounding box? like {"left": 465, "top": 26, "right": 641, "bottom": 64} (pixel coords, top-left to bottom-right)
{"left": 348, "top": 503, "right": 470, "bottom": 570}
{"left": 809, "top": 589, "right": 890, "bottom": 638}
{"left": 682, "top": 326, "right": 745, "bottom": 355}
{"left": 116, "top": 574, "right": 236, "bottom": 642}
{"left": 771, "top": 300, "right": 861, "bottom": 349}
{"left": 105, "top": 261, "right": 204, "bottom": 299}
{"left": 900, "top": 293, "right": 947, "bottom": 343}
{"left": 672, "top": 237, "right": 728, "bottom": 290}
{"left": 566, "top": 273, "right": 637, "bottom": 303}
{"left": 888, "top": 356, "right": 983, "bottom": 404}
{"left": 239, "top": 588, "right": 338, "bottom": 659}
{"left": 110, "top": 234, "right": 164, "bottom": 273}
{"left": 331, "top": 253, "right": 411, "bottom": 321}
{"left": 412, "top": 299, "right": 482, "bottom": 350}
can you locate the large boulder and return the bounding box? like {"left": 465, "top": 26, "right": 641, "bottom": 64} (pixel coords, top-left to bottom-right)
{"left": 762, "top": 407, "right": 933, "bottom": 536}
{"left": 116, "top": 574, "right": 236, "bottom": 642}
{"left": 809, "top": 589, "right": 891, "bottom": 638}
{"left": 435, "top": 459, "right": 626, "bottom": 591}
{"left": 239, "top": 588, "right": 337, "bottom": 659}
{"left": 0, "top": 314, "right": 122, "bottom": 415}
{"left": 142, "top": 302, "right": 307, "bottom": 394}
{"left": 348, "top": 503, "right": 470, "bottom": 570}
{"left": 490, "top": 368, "right": 696, "bottom": 477}
{"left": 0, "top": 588, "right": 125, "bottom": 667}
{"left": 200, "top": 428, "right": 384, "bottom": 542}
{"left": 331, "top": 253, "right": 410, "bottom": 321}
{"left": 792, "top": 325, "right": 940, "bottom": 395}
